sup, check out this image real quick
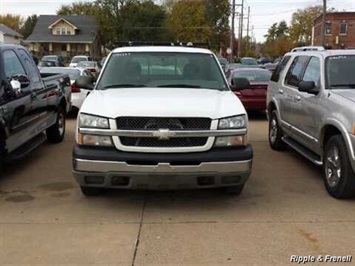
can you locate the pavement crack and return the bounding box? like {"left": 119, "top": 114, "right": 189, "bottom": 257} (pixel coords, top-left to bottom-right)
{"left": 131, "top": 192, "right": 147, "bottom": 266}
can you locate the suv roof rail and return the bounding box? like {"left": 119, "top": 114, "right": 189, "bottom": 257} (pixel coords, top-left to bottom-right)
{"left": 115, "top": 41, "right": 211, "bottom": 49}
{"left": 290, "top": 46, "right": 325, "bottom": 52}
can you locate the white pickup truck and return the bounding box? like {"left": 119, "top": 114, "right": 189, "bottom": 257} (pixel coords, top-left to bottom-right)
{"left": 72, "top": 45, "right": 253, "bottom": 196}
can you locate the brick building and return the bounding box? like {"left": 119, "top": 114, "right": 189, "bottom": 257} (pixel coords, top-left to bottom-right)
{"left": 313, "top": 12, "right": 355, "bottom": 49}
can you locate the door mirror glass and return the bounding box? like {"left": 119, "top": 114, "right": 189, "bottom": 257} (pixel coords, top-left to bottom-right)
{"left": 75, "top": 75, "right": 95, "bottom": 90}
{"left": 11, "top": 74, "right": 30, "bottom": 88}
{"left": 10, "top": 80, "right": 21, "bottom": 90}
{"left": 231, "top": 77, "right": 250, "bottom": 90}
{"left": 298, "top": 81, "right": 319, "bottom": 94}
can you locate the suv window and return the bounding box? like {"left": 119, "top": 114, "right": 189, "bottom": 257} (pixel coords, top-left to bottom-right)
{"left": 302, "top": 57, "right": 320, "bottom": 87}
{"left": 3, "top": 50, "right": 26, "bottom": 79}
{"left": 285, "top": 56, "right": 309, "bottom": 87}
{"left": 270, "top": 55, "right": 291, "bottom": 82}
{"left": 18, "top": 49, "right": 41, "bottom": 83}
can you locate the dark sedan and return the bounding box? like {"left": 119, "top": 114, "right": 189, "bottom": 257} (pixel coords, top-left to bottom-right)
{"left": 227, "top": 68, "right": 271, "bottom": 111}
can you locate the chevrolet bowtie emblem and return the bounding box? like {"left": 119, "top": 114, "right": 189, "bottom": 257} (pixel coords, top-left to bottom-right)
{"left": 153, "top": 129, "right": 176, "bottom": 140}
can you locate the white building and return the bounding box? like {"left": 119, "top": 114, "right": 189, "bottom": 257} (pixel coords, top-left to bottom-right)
{"left": 0, "top": 24, "right": 23, "bottom": 44}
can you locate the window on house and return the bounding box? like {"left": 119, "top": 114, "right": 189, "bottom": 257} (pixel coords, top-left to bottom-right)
{"left": 62, "top": 44, "right": 67, "bottom": 51}
{"left": 61, "top": 27, "right": 66, "bottom": 35}
{"left": 325, "top": 22, "right": 332, "bottom": 35}
{"left": 66, "top": 29, "right": 71, "bottom": 35}
{"left": 56, "top": 28, "right": 60, "bottom": 35}
{"left": 339, "top": 23, "right": 347, "bottom": 35}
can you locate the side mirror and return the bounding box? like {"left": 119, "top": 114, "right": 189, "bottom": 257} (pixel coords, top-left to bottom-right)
{"left": 12, "top": 74, "right": 30, "bottom": 88}
{"left": 298, "top": 81, "right": 319, "bottom": 95}
{"left": 231, "top": 77, "right": 250, "bottom": 90}
{"left": 75, "top": 75, "right": 95, "bottom": 90}
{"left": 10, "top": 80, "right": 21, "bottom": 90}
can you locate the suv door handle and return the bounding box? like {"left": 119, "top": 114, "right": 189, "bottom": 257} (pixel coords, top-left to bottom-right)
{"left": 295, "top": 96, "right": 301, "bottom": 101}
{"left": 31, "top": 92, "right": 37, "bottom": 100}
{"left": 278, "top": 89, "right": 284, "bottom": 94}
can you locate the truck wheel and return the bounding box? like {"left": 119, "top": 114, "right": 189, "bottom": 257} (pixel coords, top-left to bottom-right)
{"left": 268, "top": 110, "right": 287, "bottom": 150}
{"left": 80, "top": 186, "right": 101, "bottom": 196}
{"left": 222, "top": 184, "right": 244, "bottom": 196}
{"left": 46, "top": 107, "right": 65, "bottom": 143}
{"left": 323, "top": 135, "right": 355, "bottom": 198}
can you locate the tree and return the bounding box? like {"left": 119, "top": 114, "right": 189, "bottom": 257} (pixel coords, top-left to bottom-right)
{"left": 205, "top": 0, "right": 230, "bottom": 49}
{"left": 119, "top": 1, "right": 168, "bottom": 41}
{"left": 289, "top": 5, "right": 323, "bottom": 45}
{"left": 262, "top": 21, "right": 292, "bottom": 58}
{"left": 20, "top": 15, "right": 38, "bottom": 39}
{"left": 167, "top": 0, "right": 210, "bottom": 42}
{"left": 0, "top": 14, "right": 23, "bottom": 32}
{"left": 264, "top": 21, "right": 289, "bottom": 43}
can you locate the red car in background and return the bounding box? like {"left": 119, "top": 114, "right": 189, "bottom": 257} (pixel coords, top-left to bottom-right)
{"left": 227, "top": 68, "right": 271, "bottom": 111}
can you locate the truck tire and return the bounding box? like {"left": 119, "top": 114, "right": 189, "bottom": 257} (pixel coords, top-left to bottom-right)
{"left": 323, "top": 135, "right": 355, "bottom": 199}
{"left": 46, "top": 107, "right": 65, "bottom": 143}
{"left": 222, "top": 184, "right": 244, "bottom": 196}
{"left": 268, "top": 110, "right": 287, "bottom": 150}
{"left": 80, "top": 186, "right": 102, "bottom": 196}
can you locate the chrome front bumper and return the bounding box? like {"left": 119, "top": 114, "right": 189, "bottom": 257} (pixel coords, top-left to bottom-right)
{"left": 73, "top": 159, "right": 252, "bottom": 190}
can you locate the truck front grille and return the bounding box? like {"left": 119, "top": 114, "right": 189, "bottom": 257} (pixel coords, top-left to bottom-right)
{"left": 116, "top": 117, "right": 211, "bottom": 148}
{"left": 116, "top": 117, "right": 211, "bottom": 130}
{"left": 120, "top": 137, "right": 208, "bottom": 147}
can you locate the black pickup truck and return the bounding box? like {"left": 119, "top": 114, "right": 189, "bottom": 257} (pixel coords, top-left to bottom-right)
{"left": 0, "top": 44, "right": 70, "bottom": 172}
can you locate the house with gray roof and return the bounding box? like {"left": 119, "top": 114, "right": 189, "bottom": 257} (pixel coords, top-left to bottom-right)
{"left": 26, "top": 15, "right": 98, "bottom": 58}
{"left": 0, "top": 24, "right": 23, "bottom": 44}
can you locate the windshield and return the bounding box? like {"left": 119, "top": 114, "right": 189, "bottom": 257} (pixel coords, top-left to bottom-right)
{"left": 96, "top": 52, "right": 227, "bottom": 90}
{"left": 40, "top": 67, "right": 81, "bottom": 80}
{"left": 42, "top": 56, "right": 57, "bottom": 61}
{"left": 326, "top": 55, "right": 355, "bottom": 89}
{"left": 77, "top": 61, "right": 95, "bottom": 67}
{"left": 241, "top": 58, "right": 258, "bottom": 65}
{"left": 72, "top": 57, "right": 88, "bottom": 63}
{"left": 38, "top": 61, "right": 55, "bottom": 67}
{"left": 232, "top": 70, "right": 271, "bottom": 82}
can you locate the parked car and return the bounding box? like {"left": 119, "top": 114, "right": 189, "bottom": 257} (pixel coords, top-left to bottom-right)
{"left": 240, "top": 57, "right": 259, "bottom": 67}
{"left": 100, "top": 56, "right": 107, "bottom": 66}
{"left": 76, "top": 61, "right": 102, "bottom": 78}
{"left": 0, "top": 44, "right": 69, "bottom": 173}
{"left": 267, "top": 49, "right": 355, "bottom": 198}
{"left": 257, "top": 57, "right": 271, "bottom": 65}
{"left": 41, "top": 55, "right": 64, "bottom": 66}
{"left": 262, "top": 62, "right": 279, "bottom": 73}
{"left": 38, "top": 60, "right": 61, "bottom": 69}
{"left": 227, "top": 68, "right": 271, "bottom": 111}
{"left": 217, "top": 57, "right": 229, "bottom": 72}
{"left": 69, "top": 55, "right": 92, "bottom": 67}
{"left": 72, "top": 45, "right": 253, "bottom": 196}
{"left": 40, "top": 67, "right": 95, "bottom": 113}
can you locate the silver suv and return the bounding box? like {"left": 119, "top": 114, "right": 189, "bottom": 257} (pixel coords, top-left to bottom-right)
{"left": 267, "top": 49, "right": 355, "bottom": 198}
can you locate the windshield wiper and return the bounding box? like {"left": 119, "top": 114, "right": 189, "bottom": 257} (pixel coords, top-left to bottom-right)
{"left": 156, "top": 84, "right": 202, "bottom": 88}
{"left": 330, "top": 84, "right": 355, "bottom": 88}
{"left": 101, "top": 84, "right": 147, "bottom": 89}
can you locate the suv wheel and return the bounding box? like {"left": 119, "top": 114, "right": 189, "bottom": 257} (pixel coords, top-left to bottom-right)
{"left": 268, "top": 110, "right": 287, "bottom": 150}
{"left": 46, "top": 107, "right": 65, "bottom": 143}
{"left": 323, "top": 135, "right": 355, "bottom": 198}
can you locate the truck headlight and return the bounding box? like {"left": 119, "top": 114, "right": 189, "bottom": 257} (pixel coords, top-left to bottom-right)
{"left": 79, "top": 113, "right": 109, "bottom": 128}
{"left": 214, "top": 135, "right": 248, "bottom": 147}
{"left": 77, "top": 113, "right": 112, "bottom": 146}
{"left": 218, "top": 115, "right": 246, "bottom": 129}
{"left": 78, "top": 134, "right": 113, "bottom": 146}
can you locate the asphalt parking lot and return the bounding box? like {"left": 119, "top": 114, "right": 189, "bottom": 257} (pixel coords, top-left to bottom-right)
{"left": 0, "top": 113, "right": 354, "bottom": 266}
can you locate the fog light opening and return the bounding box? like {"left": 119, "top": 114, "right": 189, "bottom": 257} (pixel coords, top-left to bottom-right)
{"left": 197, "top": 176, "right": 215, "bottom": 186}
{"left": 85, "top": 176, "right": 104, "bottom": 185}
{"left": 222, "top": 176, "right": 241, "bottom": 184}
{"left": 112, "top": 176, "right": 130, "bottom": 186}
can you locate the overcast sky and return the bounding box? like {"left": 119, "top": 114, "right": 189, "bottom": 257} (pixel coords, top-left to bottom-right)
{"left": 1, "top": 0, "right": 354, "bottom": 42}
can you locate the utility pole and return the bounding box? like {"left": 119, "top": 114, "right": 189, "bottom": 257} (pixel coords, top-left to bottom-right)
{"left": 246, "top": 6, "right": 250, "bottom": 52}
{"left": 230, "top": 0, "right": 236, "bottom": 62}
{"left": 321, "top": 0, "right": 327, "bottom": 47}
{"left": 237, "top": 0, "right": 244, "bottom": 58}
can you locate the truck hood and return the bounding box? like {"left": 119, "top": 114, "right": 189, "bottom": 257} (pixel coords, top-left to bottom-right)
{"left": 80, "top": 88, "right": 246, "bottom": 119}
{"left": 331, "top": 89, "right": 355, "bottom": 104}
